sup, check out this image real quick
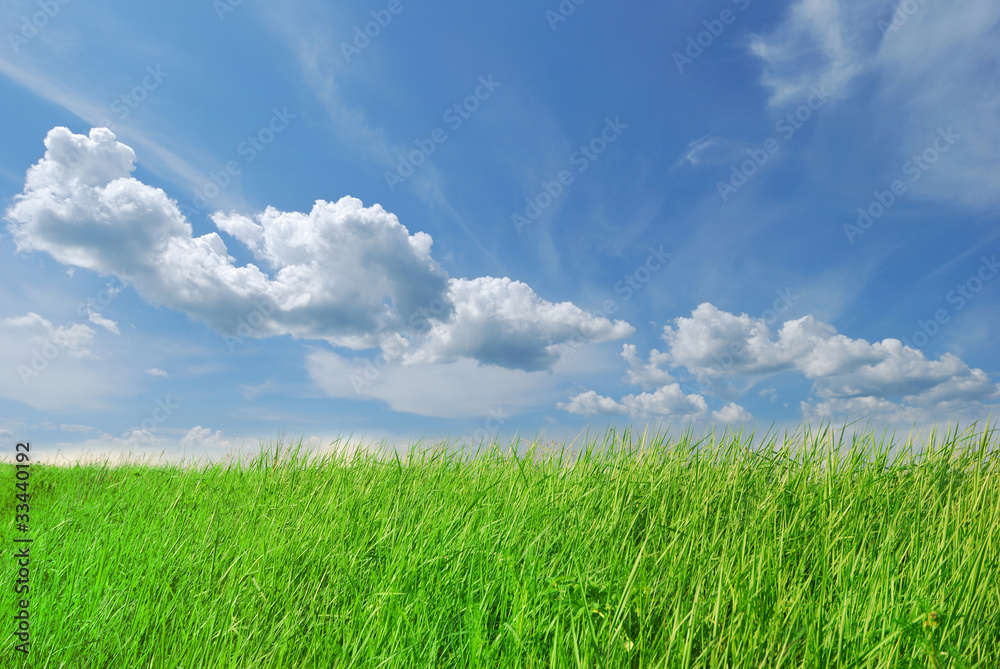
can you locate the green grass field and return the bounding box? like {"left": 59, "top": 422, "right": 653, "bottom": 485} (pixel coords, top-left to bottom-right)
{"left": 2, "top": 422, "right": 999, "bottom": 668}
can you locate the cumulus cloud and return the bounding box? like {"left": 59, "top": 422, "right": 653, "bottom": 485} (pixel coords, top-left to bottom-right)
{"left": 5, "top": 127, "right": 449, "bottom": 349}
{"left": 178, "top": 426, "right": 234, "bottom": 452}
{"left": 622, "top": 344, "right": 674, "bottom": 390}
{"left": 621, "top": 385, "right": 709, "bottom": 419}
{"left": 662, "top": 303, "right": 796, "bottom": 378}
{"left": 402, "top": 277, "right": 634, "bottom": 372}
{"left": 209, "top": 200, "right": 450, "bottom": 347}
{"left": 713, "top": 402, "right": 753, "bottom": 423}
{"left": 660, "top": 303, "right": 1000, "bottom": 411}
{"left": 5, "top": 127, "right": 632, "bottom": 372}
{"left": 556, "top": 390, "right": 627, "bottom": 417}
{"left": 558, "top": 383, "right": 712, "bottom": 420}
{"left": 560, "top": 302, "right": 1000, "bottom": 423}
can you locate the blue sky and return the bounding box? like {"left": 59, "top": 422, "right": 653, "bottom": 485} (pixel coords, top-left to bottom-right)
{"left": 1, "top": 0, "right": 998, "bottom": 462}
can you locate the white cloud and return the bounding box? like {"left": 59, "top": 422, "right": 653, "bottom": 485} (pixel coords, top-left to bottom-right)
{"left": 0, "top": 312, "right": 119, "bottom": 410}
{"left": 5, "top": 127, "right": 449, "bottom": 349}
{"left": 799, "top": 396, "right": 915, "bottom": 424}
{"left": 178, "top": 426, "right": 234, "bottom": 452}
{"left": 621, "top": 385, "right": 708, "bottom": 419}
{"left": 39, "top": 422, "right": 93, "bottom": 433}
{"left": 558, "top": 384, "right": 709, "bottom": 421}
{"left": 5, "top": 127, "right": 630, "bottom": 372}
{"left": 309, "top": 342, "right": 621, "bottom": 418}
{"left": 146, "top": 368, "right": 168, "bottom": 377}
{"left": 253, "top": 2, "right": 500, "bottom": 265}
{"left": 209, "top": 198, "right": 451, "bottom": 347}
{"left": 560, "top": 302, "right": 1000, "bottom": 423}
{"left": 402, "top": 277, "right": 635, "bottom": 372}
{"left": 662, "top": 303, "right": 795, "bottom": 378}
{"left": 872, "top": 0, "right": 1000, "bottom": 208}
{"left": 17, "top": 425, "right": 393, "bottom": 466}
{"left": 18, "top": 426, "right": 241, "bottom": 466}
{"left": 748, "top": 0, "right": 886, "bottom": 106}
{"left": 557, "top": 390, "right": 626, "bottom": 417}
{"left": 621, "top": 344, "right": 674, "bottom": 390}
{"left": 0, "top": 51, "right": 219, "bottom": 207}
{"left": 749, "top": 0, "right": 1000, "bottom": 207}
{"left": 660, "top": 303, "right": 1000, "bottom": 411}
{"left": 676, "top": 135, "right": 749, "bottom": 168}
{"left": 1, "top": 312, "right": 97, "bottom": 358}
{"left": 713, "top": 402, "right": 753, "bottom": 423}
{"left": 87, "top": 308, "right": 119, "bottom": 335}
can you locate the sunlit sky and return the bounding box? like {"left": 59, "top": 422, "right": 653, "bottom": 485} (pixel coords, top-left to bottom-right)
{"left": 1, "top": 0, "right": 998, "bottom": 462}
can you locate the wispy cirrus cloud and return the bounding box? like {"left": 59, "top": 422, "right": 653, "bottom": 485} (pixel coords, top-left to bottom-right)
{"left": 748, "top": 0, "right": 1000, "bottom": 208}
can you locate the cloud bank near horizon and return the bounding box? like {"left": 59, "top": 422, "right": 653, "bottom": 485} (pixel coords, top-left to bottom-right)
{"left": 560, "top": 302, "right": 1000, "bottom": 424}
